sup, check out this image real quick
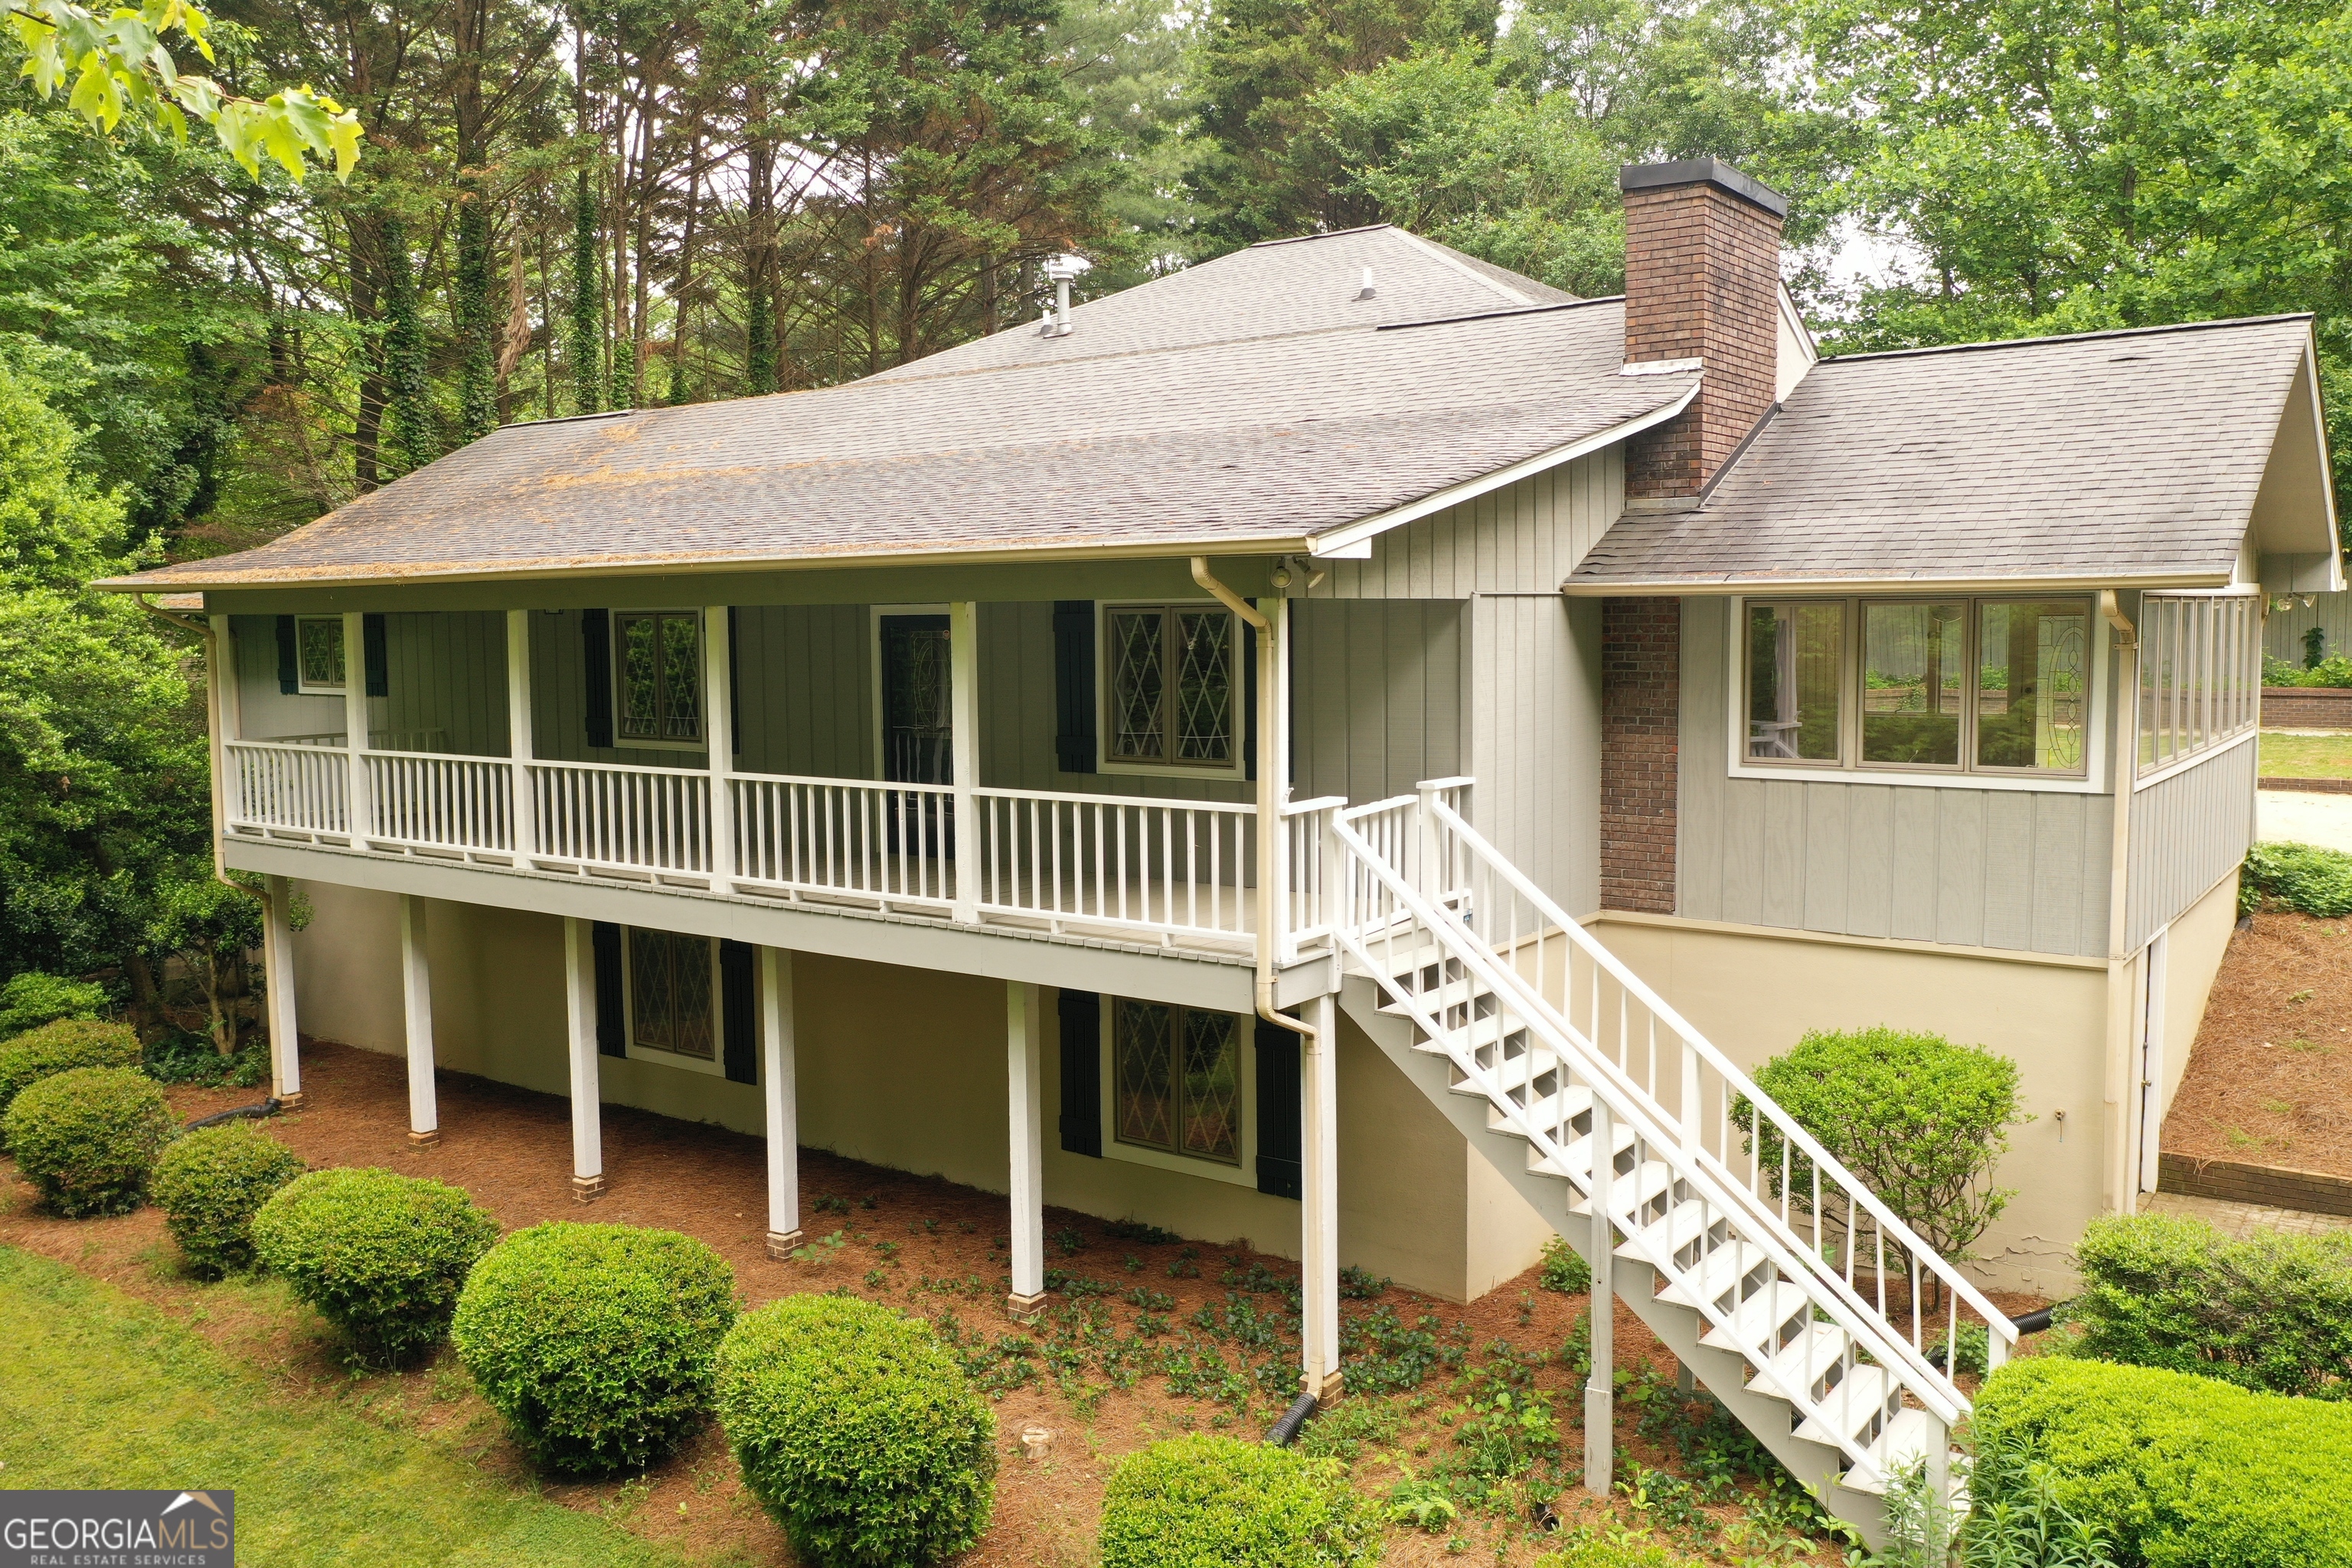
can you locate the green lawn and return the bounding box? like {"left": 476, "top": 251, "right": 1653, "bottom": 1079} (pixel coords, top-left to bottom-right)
{"left": 0, "top": 1245, "right": 683, "bottom": 1568}
{"left": 2262, "top": 730, "right": 2352, "bottom": 779}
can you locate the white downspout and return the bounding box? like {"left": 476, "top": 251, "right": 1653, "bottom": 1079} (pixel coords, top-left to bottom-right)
{"left": 2099, "top": 590, "right": 2141, "bottom": 1217}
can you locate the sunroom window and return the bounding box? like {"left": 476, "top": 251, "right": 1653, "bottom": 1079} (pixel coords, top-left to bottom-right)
{"left": 296, "top": 616, "right": 346, "bottom": 693}
{"left": 2138, "top": 593, "right": 2259, "bottom": 776}
{"left": 615, "top": 610, "right": 703, "bottom": 746}
{"left": 1112, "top": 998, "right": 1240, "bottom": 1165}
{"left": 1105, "top": 604, "right": 1237, "bottom": 769}
{"left": 1745, "top": 601, "right": 1844, "bottom": 762}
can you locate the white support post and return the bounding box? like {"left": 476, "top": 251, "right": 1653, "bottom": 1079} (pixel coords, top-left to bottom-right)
{"left": 1006, "top": 979, "right": 1045, "bottom": 1320}
{"left": 562, "top": 917, "right": 606, "bottom": 1201}
{"left": 705, "top": 605, "right": 736, "bottom": 894}
{"left": 949, "top": 601, "right": 979, "bottom": 923}
{"left": 1270, "top": 596, "right": 1296, "bottom": 964}
{"left": 1584, "top": 1096, "right": 1615, "bottom": 1494}
{"left": 1301, "top": 989, "right": 1341, "bottom": 1401}
{"left": 505, "top": 609, "right": 535, "bottom": 868}
{"left": 761, "top": 946, "right": 801, "bottom": 1258}
{"left": 341, "top": 610, "right": 371, "bottom": 844}
{"left": 262, "top": 873, "right": 302, "bottom": 1108}
{"left": 400, "top": 894, "right": 439, "bottom": 1147}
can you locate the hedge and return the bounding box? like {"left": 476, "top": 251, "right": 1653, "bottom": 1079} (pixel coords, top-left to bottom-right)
{"left": 1971, "top": 1357, "right": 2352, "bottom": 1568}
{"left": 0, "top": 1017, "right": 142, "bottom": 1132}
{"left": 453, "top": 1224, "right": 737, "bottom": 1475}
{"left": 1097, "top": 1433, "right": 1379, "bottom": 1568}
{"left": 1, "top": 1065, "right": 175, "bottom": 1216}
{"left": 2241, "top": 841, "right": 2352, "bottom": 920}
{"left": 250, "top": 1168, "right": 498, "bottom": 1364}
{"left": 716, "top": 1295, "right": 995, "bottom": 1566}
{"left": 0, "top": 972, "right": 107, "bottom": 1037}
{"left": 149, "top": 1122, "right": 306, "bottom": 1276}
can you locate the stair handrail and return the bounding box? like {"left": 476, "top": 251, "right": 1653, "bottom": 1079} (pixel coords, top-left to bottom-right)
{"left": 1326, "top": 810, "right": 1969, "bottom": 1459}
{"left": 1423, "top": 794, "right": 2020, "bottom": 1371}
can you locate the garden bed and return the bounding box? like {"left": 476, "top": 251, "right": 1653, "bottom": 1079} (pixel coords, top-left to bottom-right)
{"left": 0, "top": 1036, "right": 2029, "bottom": 1566}
{"left": 2164, "top": 910, "right": 2352, "bottom": 1181}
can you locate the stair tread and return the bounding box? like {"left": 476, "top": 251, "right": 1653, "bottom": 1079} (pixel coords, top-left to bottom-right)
{"left": 1792, "top": 1364, "right": 1899, "bottom": 1447}
{"left": 1627, "top": 1195, "right": 1726, "bottom": 1260}
{"left": 1696, "top": 1280, "right": 1813, "bottom": 1356}
{"left": 1653, "top": 1240, "right": 1770, "bottom": 1311}
{"left": 1836, "top": 1408, "right": 1961, "bottom": 1498}
{"left": 1744, "top": 1323, "right": 1853, "bottom": 1403}
{"left": 1414, "top": 1012, "right": 1535, "bottom": 1060}
{"left": 1377, "top": 976, "right": 1496, "bottom": 1017}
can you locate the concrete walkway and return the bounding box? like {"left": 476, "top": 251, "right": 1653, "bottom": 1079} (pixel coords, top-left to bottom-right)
{"left": 2258, "top": 788, "right": 2352, "bottom": 853}
{"left": 2143, "top": 1190, "right": 2352, "bottom": 1239}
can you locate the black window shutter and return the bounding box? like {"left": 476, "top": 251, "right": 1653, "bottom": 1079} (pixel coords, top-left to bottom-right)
{"left": 727, "top": 606, "right": 741, "bottom": 756}
{"left": 1242, "top": 609, "right": 1259, "bottom": 782}
{"left": 1255, "top": 1015, "right": 1302, "bottom": 1200}
{"left": 1057, "top": 988, "right": 1102, "bottom": 1156}
{"left": 275, "top": 615, "right": 298, "bottom": 694}
{"left": 582, "top": 609, "right": 613, "bottom": 749}
{"left": 363, "top": 612, "right": 388, "bottom": 697}
{"left": 591, "top": 921, "right": 626, "bottom": 1057}
{"left": 1053, "top": 601, "right": 1096, "bottom": 773}
{"left": 719, "top": 938, "right": 756, "bottom": 1084}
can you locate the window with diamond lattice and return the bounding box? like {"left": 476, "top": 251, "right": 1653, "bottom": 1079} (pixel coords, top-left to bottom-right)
{"left": 1113, "top": 999, "right": 1240, "bottom": 1165}
{"left": 615, "top": 610, "right": 704, "bottom": 745}
{"left": 1105, "top": 605, "right": 1236, "bottom": 768}
{"left": 628, "top": 927, "right": 716, "bottom": 1060}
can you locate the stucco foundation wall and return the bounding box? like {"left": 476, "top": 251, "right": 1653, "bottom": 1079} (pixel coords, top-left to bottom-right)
{"left": 285, "top": 885, "right": 1534, "bottom": 1300}
{"left": 2152, "top": 873, "right": 2239, "bottom": 1145}
{"left": 1589, "top": 914, "right": 2111, "bottom": 1296}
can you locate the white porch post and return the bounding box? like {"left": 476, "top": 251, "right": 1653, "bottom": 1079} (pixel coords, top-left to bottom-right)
{"left": 1302, "top": 989, "right": 1341, "bottom": 1400}
{"left": 341, "top": 610, "right": 371, "bottom": 843}
{"left": 262, "top": 873, "right": 302, "bottom": 1107}
{"left": 562, "top": 916, "right": 606, "bottom": 1200}
{"left": 949, "top": 602, "right": 979, "bottom": 923}
{"left": 505, "top": 609, "right": 535, "bottom": 868}
{"left": 704, "top": 605, "right": 736, "bottom": 894}
{"left": 1584, "top": 1097, "right": 1615, "bottom": 1494}
{"left": 1006, "top": 978, "right": 1045, "bottom": 1320}
{"left": 760, "top": 946, "right": 801, "bottom": 1257}
{"left": 400, "top": 894, "right": 438, "bottom": 1146}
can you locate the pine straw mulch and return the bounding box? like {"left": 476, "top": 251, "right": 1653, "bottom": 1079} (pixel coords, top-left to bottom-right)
{"left": 2163, "top": 910, "right": 2352, "bottom": 1178}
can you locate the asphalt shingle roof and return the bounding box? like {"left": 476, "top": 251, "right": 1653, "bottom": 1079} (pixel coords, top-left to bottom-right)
{"left": 1566, "top": 314, "right": 2317, "bottom": 590}
{"left": 108, "top": 228, "right": 1635, "bottom": 590}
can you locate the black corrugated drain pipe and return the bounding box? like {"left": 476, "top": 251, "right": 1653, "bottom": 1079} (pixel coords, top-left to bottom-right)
{"left": 1265, "top": 1393, "right": 1318, "bottom": 1447}
{"left": 184, "top": 1098, "right": 283, "bottom": 1132}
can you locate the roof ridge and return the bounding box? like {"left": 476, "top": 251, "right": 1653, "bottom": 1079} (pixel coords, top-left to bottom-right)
{"left": 1378, "top": 297, "right": 1622, "bottom": 333}
{"left": 1246, "top": 224, "right": 1395, "bottom": 248}
{"left": 1821, "top": 312, "right": 2315, "bottom": 365}
{"left": 1383, "top": 228, "right": 1538, "bottom": 306}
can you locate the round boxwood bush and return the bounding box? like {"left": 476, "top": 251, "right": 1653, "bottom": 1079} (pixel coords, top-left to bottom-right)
{"left": 149, "top": 1122, "right": 306, "bottom": 1276}
{"left": 1, "top": 1065, "right": 175, "bottom": 1216}
{"left": 1098, "top": 1432, "right": 1379, "bottom": 1568}
{"left": 453, "top": 1223, "right": 738, "bottom": 1475}
{"left": 716, "top": 1294, "right": 995, "bottom": 1566}
{"left": 250, "top": 1168, "right": 498, "bottom": 1364}
{"left": 0, "top": 1017, "right": 142, "bottom": 1133}
{"left": 0, "top": 972, "right": 107, "bottom": 1037}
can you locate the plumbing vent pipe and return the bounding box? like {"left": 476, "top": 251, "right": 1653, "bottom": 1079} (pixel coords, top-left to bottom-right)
{"left": 1041, "top": 253, "right": 1091, "bottom": 337}
{"left": 1355, "top": 266, "right": 1375, "bottom": 301}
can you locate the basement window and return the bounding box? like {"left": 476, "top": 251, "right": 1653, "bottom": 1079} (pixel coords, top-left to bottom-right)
{"left": 625, "top": 926, "right": 719, "bottom": 1069}
{"left": 295, "top": 616, "right": 346, "bottom": 694}
{"left": 1101, "top": 603, "right": 1239, "bottom": 774}
{"left": 1112, "top": 999, "right": 1241, "bottom": 1166}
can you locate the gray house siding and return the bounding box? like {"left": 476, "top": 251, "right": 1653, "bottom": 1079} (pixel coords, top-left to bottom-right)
{"left": 2266, "top": 590, "right": 2352, "bottom": 665}
{"left": 1465, "top": 594, "right": 1599, "bottom": 919}
{"left": 384, "top": 612, "right": 507, "bottom": 756}
{"left": 1305, "top": 449, "right": 1622, "bottom": 600}
{"left": 1677, "top": 598, "right": 2113, "bottom": 958}
{"left": 1289, "top": 600, "right": 1465, "bottom": 808}
{"left": 2125, "top": 740, "right": 2257, "bottom": 952}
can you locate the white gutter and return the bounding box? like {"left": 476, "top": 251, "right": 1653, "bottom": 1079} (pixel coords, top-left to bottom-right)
{"left": 1305, "top": 383, "right": 1702, "bottom": 560}
{"left": 1560, "top": 570, "right": 2241, "bottom": 597}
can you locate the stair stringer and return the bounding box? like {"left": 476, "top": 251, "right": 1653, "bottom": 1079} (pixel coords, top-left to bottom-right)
{"left": 1341, "top": 975, "right": 1896, "bottom": 1546}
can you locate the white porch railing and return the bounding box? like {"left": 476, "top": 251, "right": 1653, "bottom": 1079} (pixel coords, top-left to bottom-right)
{"left": 226, "top": 740, "right": 353, "bottom": 838}
{"left": 529, "top": 758, "right": 712, "bottom": 877}
{"left": 365, "top": 751, "right": 514, "bottom": 854}
{"left": 731, "top": 774, "right": 957, "bottom": 910}
{"left": 969, "top": 787, "right": 1255, "bottom": 942}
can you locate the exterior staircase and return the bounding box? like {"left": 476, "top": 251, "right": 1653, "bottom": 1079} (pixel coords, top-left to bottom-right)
{"left": 1305, "top": 780, "right": 2014, "bottom": 1547}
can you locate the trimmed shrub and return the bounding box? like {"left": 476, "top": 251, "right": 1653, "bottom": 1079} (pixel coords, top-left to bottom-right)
{"left": 2, "top": 1065, "right": 175, "bottom": 1216}
{"left": 2068, "top": 1210, "right": 2352, "bottom": 1396}
{"left": 1971, "top": 1356, "right": 2352, "bottom": 1567}
{"left": 454, "top": 1223, "right": 737, "bottom": 1475}
{"left": 0, "top": 972, "right": 106, "bottom": 1037}
{"left": 2263, "top": 651, "right": 2352, "bottom": 688}
{"left": 1097, "top": 1433, "right": 1380, "bottom": 1568}
{"left": 1743, "top": 1026, "right": 2025, "bottom": 1266}
{"left": 716, "top": 1294, "right": 995, "bottom": 1566}
{"left": 149, "top": 1122, "right": 305, "bottom": 1276}
{"left": 1537, "top": 1235, "right": 1590, "bottom": 1294}
{"left": 0, "top": 1017, "right": 142, "bottom": 1130}
{"left": 2243, "top": 841, "right": 2352, "bottom": 919}
{"left": 250, "top": 1168, "right": 498, "bottom": 1364}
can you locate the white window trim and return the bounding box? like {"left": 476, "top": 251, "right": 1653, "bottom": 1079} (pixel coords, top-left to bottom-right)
{"left": 1723, "top": 593, "right": 2112, "bottom": 795}
{"left": 619, "top": 927, "right": 727, "bottom": 1076}
{"left": 610, "top": 608, "right": 710, "bottom": 755}
{"left": 1095, "top": 599, "right": 1248, "bottom": 782}
{"left": 294, "top": 614, "right": 347, "bottom": 695}
{"left": 1098, "top": 1000, "right": 1258, "bottom": 1190}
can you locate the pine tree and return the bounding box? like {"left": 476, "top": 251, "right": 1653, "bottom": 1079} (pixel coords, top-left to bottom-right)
{"left": 570, "top": 168, "right": 602, "bottom": 415}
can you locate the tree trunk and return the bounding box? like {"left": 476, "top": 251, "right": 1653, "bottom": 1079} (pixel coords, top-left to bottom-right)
{"left": 745, "top": 121, "right": 777, "bottom": 395}
{"left": 452, "top": 0, "right": 497, "bottom": 440}
{"left": 382, "top": 215, "right": 430, "bottom": 472}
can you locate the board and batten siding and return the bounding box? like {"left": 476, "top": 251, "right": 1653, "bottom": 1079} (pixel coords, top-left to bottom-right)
{"left": 2265, "top": 589, "right": 2352, "bottom": 666}
{"left": 1289, "top": 600, "right": 1464, "bottom": 808}
{"left": 1304, "top": 448, "right": 1622, "bottom": 600}
{"left": 1465, "top": 595, "right": 1599, "bottom": 919}
{"left": 1676, "top": 598, "right": 2113, "bottom": 958}
{"left": 2125, "top": 739, "right": 2257, "bottom": 954}
{"left": 230, "top": 611, "right": 508, "bottom": 757}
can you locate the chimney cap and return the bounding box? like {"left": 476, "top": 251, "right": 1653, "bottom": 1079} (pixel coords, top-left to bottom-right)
{"left": 1619, "top": 158, "right": 1788, "bottom": 218}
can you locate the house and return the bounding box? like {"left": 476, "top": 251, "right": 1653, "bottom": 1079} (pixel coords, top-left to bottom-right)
{"left": 105, "top": 158, "right": 2341, "bottom": 1541}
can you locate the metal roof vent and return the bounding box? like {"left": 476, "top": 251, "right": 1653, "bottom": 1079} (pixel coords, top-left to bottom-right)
{"left": 1355, "top": 267, "right": 1376, "bottom": 301}
{"left": 1040, "top": 253, "right": 1091, "bottom": 338}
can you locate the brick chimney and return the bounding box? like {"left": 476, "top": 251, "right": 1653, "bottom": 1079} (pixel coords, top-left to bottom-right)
{"left": 1619, "top": 158, "right": 1788, "bottom": 502}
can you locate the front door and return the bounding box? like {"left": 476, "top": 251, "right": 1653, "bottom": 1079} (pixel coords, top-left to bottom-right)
{"left": 879, "top": 614, "right": 953, "bottom": 856}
